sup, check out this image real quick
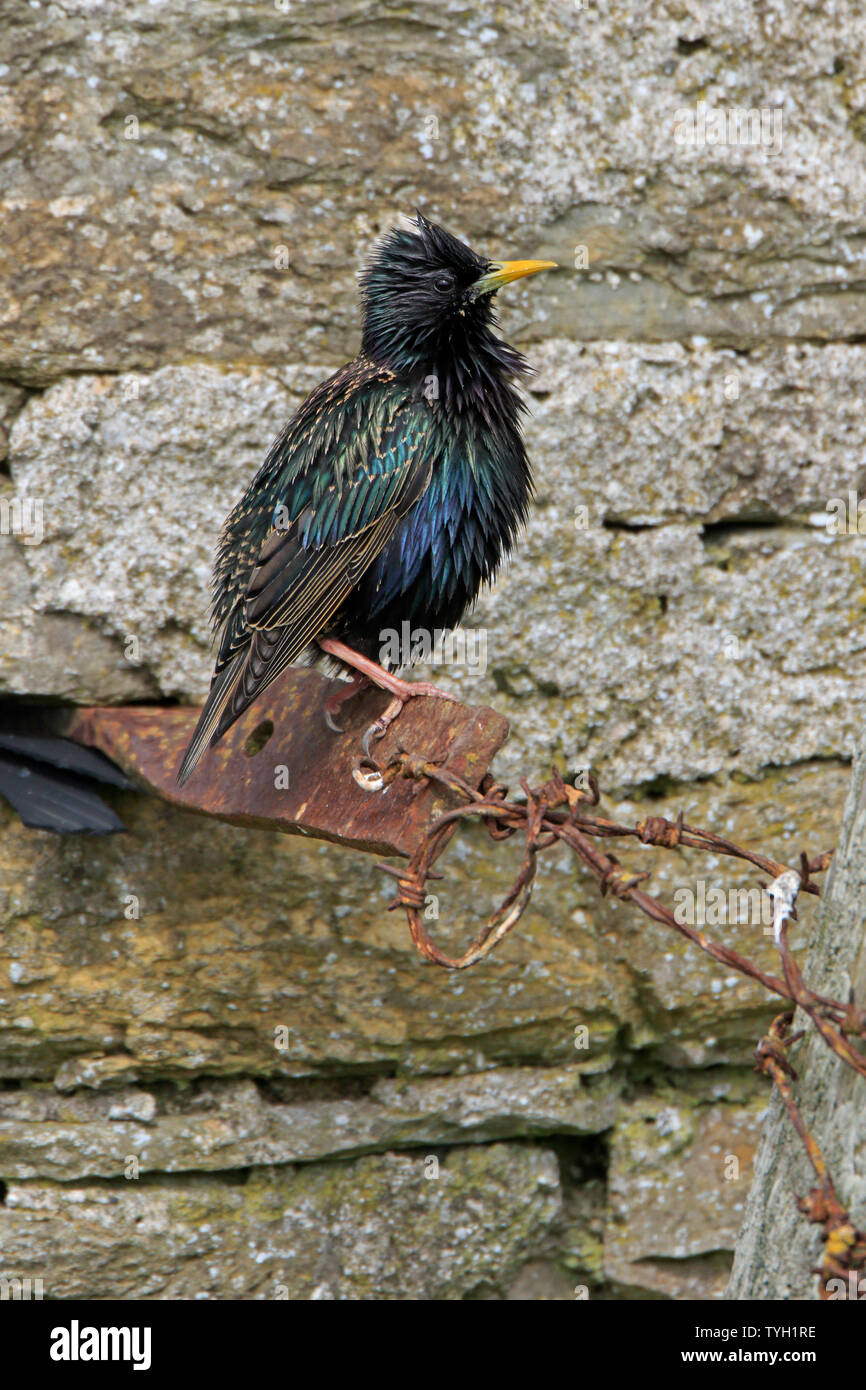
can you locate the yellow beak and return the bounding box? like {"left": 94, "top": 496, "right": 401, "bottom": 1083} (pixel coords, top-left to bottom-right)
{"left": 472, "top": 259, "right": 558, "bottom": 296}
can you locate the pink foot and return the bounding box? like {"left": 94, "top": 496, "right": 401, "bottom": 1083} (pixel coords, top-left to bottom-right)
{"left": 317, "top": 636, "right": 457, "bottom": 756}
{"left": 323, "top": 673, "right": 371, "bottom": 734}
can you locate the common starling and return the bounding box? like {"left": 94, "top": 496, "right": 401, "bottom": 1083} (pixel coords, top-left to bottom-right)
{"left": 177, "top": 212, "right": 555, "bottom": 785}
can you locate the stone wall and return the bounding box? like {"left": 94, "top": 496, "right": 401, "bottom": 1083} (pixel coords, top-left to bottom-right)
{"left": 1, "top": 0, "right": 864, "bottom": 1299}
{"left": 729, "top": 743, "right": 866, "bottom": 1300}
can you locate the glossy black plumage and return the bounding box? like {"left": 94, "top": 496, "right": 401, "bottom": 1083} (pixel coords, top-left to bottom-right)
{"left": 0, "top": 718, "right": 135, "bottom": 833}
{"left": 178, "top": 213, "right": 551, "bottom": 785}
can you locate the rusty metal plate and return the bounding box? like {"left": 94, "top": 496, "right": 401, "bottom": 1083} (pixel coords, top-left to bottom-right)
{"left": 62, "top": 669, "right": 510, "bottom": 858}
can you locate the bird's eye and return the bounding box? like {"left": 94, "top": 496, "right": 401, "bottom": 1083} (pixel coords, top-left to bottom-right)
{"left": 433, "top": 274, "right": 454, "bottom": 293}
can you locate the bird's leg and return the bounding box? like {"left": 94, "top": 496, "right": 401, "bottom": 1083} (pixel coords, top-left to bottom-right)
{"left": 318, "top": 637, "right": 458, "bottom": 703}
{"left": 359, "top": 694, "right": 419, "bottom": 759}
{"left": 317, "top": 636, "right": 457, "bottom": 757}
{"left": 322, "top": 673, "right": 372, "bottom": 734}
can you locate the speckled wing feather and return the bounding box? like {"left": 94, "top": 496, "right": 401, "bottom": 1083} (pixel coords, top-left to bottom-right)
{"left": 177, "top": 363, "right": 433, "bottom": 785}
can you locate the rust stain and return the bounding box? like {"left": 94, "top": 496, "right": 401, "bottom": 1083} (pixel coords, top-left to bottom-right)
{"left": 61, "top": 667, "right": 509, "bottom": 859}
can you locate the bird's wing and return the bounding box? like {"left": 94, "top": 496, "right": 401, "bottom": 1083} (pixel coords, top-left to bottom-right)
{"left": 177, "top": 388, "right": 433, "bottom": 784}
{"left": 0, "top": 730, "right": 135, "bottom": 835}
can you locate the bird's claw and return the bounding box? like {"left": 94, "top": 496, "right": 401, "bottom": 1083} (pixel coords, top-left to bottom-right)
{"left": 352, "top": 758, "right": 384, "bottom": 793}
{"left": 360, "top": 718, "right": 388, "bottom": 761}
{"left": 323, "top": 707, "right": 344, "bottom": 735}
{"left": 352, "top": 684, "right": 452, "bottom": 788}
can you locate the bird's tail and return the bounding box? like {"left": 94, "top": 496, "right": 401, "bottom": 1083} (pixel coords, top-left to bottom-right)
{"left": 176, "top": 656, "right": 245, "bottom": 787}
{"left": 176, "top": 629, "right": 292, "bottom": 786}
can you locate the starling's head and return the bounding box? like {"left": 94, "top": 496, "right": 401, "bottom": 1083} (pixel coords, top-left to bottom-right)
{"left": 359, "top": 211, "right": 555, "bottom": 378}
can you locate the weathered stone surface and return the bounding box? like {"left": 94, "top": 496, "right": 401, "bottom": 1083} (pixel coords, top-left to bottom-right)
{"left": 604, "top": 1077, "right": 767, "bottom": 1299}
{"left": 0, "top": 382, "right": 25, "bottom": 462}
{"left": 728, "top": 743, "right": 866, "bottom": 1300}
{"left": 503, "top": 1261, "right": 576, "bottom": 1301}
{"left": 0, "top": 759, "right": 846, "bottom": 1084}
{"left": 0, "top": 1066, "right": 620, "bottom": 1181}
{"left": 4, "top": 2, "right": 866, "bottom": 381}
{"left": 0, "top": 1073, "right": 771, "bottom": 1301}
{"left": 559, "top": 1181, "right": 607, "bottom": 1292}
{"left": 0, "top": 1143, "right": 562, "bottom": 1300}
{"left": 0, "top": 535, "right": 158, "bottom": 703}
{"left": 8, "top": 346, "right": 866, "bottom": 784}
{"left": 528, "top": 341, "right": 866, "bottom": 529}
{"left": 473, "top": 341, "right": 866, "bottom": 785}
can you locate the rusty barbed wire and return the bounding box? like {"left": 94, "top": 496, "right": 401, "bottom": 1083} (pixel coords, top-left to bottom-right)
{"left": 373, "top": 755, "right": 831, "bottom": 986}
{"left": 373, "top": 748, "right": 866, "bottom": 1298}
{"left": 758, "top": 1013, "right": 866, "bottom": 1300}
